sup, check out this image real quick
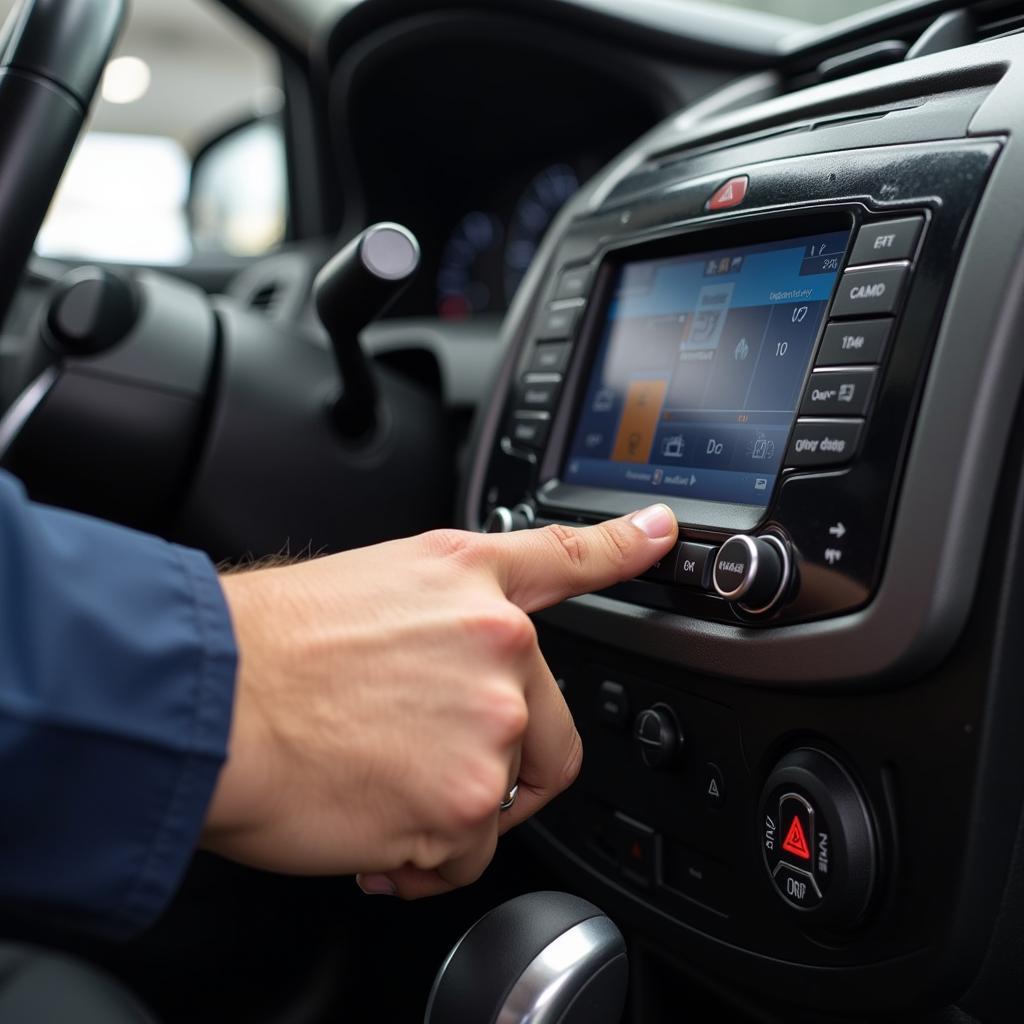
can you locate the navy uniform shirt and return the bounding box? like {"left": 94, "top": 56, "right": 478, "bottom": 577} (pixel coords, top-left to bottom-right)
{"left": 0, "top": 470, "right": 237, "bottom": 938}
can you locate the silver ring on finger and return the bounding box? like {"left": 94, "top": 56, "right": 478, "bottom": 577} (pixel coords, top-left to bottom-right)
{"left": 499, "top": 783, "right": 519, "bottom": 813}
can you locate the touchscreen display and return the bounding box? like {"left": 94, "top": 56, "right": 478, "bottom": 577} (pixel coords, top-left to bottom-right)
{"left": 563, "top": 228, "right": 850, "bottom": 507}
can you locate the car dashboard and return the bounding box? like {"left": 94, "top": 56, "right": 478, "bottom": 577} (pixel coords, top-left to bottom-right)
{"left": 5, "top": 0, "right": 1024, "bottom": 1021}
{"left": 452, "top": 2, "right": 1024, "bottom": 1021}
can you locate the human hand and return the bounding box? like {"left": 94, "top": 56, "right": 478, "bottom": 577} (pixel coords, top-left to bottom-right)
{"left": 203, "top": 504, "right": 678, "bottom": 898}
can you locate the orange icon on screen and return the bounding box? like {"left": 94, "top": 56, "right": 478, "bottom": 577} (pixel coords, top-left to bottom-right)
{"left": 782, "top": 816, "right": 811, "bottom": 860}
{"left": 611, "top": 379, "right": 667, "bottom": 463}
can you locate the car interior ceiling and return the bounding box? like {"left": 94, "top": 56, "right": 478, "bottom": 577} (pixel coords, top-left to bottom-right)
{"left": 2, "top": 0, "right": 1024, "bottom": 1021}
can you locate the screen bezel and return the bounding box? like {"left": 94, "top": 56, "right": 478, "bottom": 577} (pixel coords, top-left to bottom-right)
{"left": 536, "top": 207, "right": 858, "bottom": 531}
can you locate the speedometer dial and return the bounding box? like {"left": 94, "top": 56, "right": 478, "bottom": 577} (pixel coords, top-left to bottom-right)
{"left": 436, "top": 210, "right": 503, "bottom": 319}
{"left": 504, "top": 164, "right": 580, "bottom": 304}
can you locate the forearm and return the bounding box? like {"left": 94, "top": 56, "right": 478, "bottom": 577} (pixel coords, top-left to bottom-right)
{"left": 0, "top": 472, "right": 237, "bottom": 938}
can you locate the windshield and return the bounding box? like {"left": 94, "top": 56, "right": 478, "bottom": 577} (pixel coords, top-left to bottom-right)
{"left": 709, "top": 0, "right": 895, "bottom": 23}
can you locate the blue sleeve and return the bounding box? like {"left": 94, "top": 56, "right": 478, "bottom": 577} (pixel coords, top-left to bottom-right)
{"left": 0, "top": 470, "right": 237, "bottom": 939}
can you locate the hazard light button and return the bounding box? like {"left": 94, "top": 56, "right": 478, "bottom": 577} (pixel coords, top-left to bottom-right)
{"left": 758, "top": 748, "right": 877, "bottom": 925}
{"left": 707, "top": 175, "right": 749, "bottom": 211}
{"left": 779, "top": 793, "right": 815, "bottom": 865}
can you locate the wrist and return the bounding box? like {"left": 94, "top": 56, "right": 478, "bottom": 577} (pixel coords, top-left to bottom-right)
{"left": 201, "top": 571, "right": 278, "bottom": 850}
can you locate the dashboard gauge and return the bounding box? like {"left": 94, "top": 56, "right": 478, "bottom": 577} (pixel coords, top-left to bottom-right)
{"left": 436, "top": 210, "right": 503, "bottom": 319}
{"left": 504, "top": 163, "right": 580, "bottom": 304}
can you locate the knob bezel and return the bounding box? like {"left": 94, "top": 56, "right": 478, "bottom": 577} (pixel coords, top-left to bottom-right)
{"left": 739, "top": 534, "right": 792, "bottom": 615}
{"left": 712, "top": 534, "right": 760, "bottom": 601}
{"left": 712, "top": 533, "right": 792, "bottom": 614}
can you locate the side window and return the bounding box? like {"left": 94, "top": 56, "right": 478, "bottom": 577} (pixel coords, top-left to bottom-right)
{"left": 0, "top": 0, "right": 286, "bottom": 265}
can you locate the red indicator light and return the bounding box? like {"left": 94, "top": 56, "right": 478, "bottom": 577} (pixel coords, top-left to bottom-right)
{"left": 707, "top": 175, "right": 749, "bottom": 211}
{"left": 782, "top": 816, "right": 811, "bottom": 860}
{"left": 629, "top": 841, "right": 643, "bottom": 862}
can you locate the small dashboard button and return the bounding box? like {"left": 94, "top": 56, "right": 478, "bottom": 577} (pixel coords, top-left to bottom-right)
{"left": 800, "top": 368, "right": 877, "bottom": 417}
{"left": 613, "top": 813, "right": 660, "bottom": 888}
{"left": 703, "top": 762, "right": 725, "bottom": 807}
{"left": 772, "top": 863, "right": 823, "bottom": 910}
{"left": 538, "top": 303, "right": 581, "bottom": 339}
{"left": 554, "top": 267, "right": 590, "bottom": 301}
{"left": 517, "top": 377, "right": 561, "bottom": 412}
{"left": 676, "top": 543, "right": 714, "bottom": 588}
{"left": 706, "top": 175, "right": 748, "bottom": 211}
{"left": 816, "top": 319, "right": 893, "bottom": 367}
{"left": 830, "top": 264, "right": 909, "bottom": 317}
{"left": 848, "top": 217, "right": 923, "bottom": 265}
{"left": 785, "top": 418, "right": 863, "bottom": 468}
{"left": 598, "top": 679, "right": 630, "bottom": 730}
{"left": 507, "top": 412, "right": 550, "bottom": 449}
{"left": 633, "top": 704, "right": 684, "bottom": 769}
{"left": 529, "top": 341, "right": 570, "bottom": 375}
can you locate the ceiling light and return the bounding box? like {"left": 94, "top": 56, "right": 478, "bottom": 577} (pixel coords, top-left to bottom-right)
{"left": 102, "top": 57, "right": 152, "bottom": 106}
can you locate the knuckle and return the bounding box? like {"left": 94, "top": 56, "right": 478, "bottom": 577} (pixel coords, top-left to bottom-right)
{"left": 484, "top": 684, "right": 529, "bottom": 744}
{"left": 596, "top": 519, "right": 633, "bottom": 566}
{"left": 542, "top": 523, "right": 588, "bottom": 573}
{"left": 475, "top": 604, "right": 537, "bottom": 657}
{"left": 422, "top": 528, "right": 475, "bottom": 561}
{"left": 408, "top": 833, "right": 455, "bottom": 872}
{"left": 444, "top": 760, "right": 507, "bottom": 828}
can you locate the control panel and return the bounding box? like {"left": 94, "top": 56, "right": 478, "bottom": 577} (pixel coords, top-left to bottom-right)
{"left": 472, "top": 141, "right": 996, "bottom": 629}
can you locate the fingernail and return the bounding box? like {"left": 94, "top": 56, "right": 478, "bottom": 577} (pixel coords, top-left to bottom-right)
{"left": 630, "top": 504, "right": 676, "bottom": 540}
{"left": 357, "top": 873, "right": 397, "bottom": 896}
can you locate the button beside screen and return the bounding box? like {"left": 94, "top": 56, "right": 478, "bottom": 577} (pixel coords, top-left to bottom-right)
{"left": 848, "top": 217, "right": 923, "bottom": 266}
{"left": 530, "top": 341, "right": 571, "bottom": 375}
{"left": 785, "top": 419, "right": 863, "bottom": 468}
{"left": 800, "top": 369, "right": 877, "bottom": 417}
{"left": 830, "top": 264, "right": 909, "bottom": 318}
{"left": 816, "top": 319, "right": 893, "bottom": 367}
{"left": 518, "top": 378, "right": 561, "bottom": 412}
{"left": 508, "top": 413, "right": 550, "bottom": 448}
{"left": 555, "top": 267, "right": 590, "bottom": 301}
{"left": 539, "top": 304, "right": 581, "bottom": 340}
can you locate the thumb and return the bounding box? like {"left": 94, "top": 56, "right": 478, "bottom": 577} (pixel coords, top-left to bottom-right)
{"left": 486, "top": 504, "right": 678, "bottom": 614}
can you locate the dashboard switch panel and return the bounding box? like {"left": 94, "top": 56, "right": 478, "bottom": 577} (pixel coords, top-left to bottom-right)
{"left": 759, "top": 748, "right": 876, "bottom": 926}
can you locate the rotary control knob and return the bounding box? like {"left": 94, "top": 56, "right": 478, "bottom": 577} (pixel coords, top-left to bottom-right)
{"left": 44, "top": 267, "right": 140, "bottom": 357}
{"left": 633, "top": 704, "right": 684, "bottom": 769}
{"left": 482, "top": 503, "right": 535, "bottom": 534}
{"left": 712, "top": 534, "right": 791, "bottom": 613}
{"left": 758, "top": 748, "right": 876, "bottom": 927}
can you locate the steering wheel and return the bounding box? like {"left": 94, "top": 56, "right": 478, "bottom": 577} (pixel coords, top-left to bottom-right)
{"left": 0, "top": 0, "right": 125, "bottom": 338}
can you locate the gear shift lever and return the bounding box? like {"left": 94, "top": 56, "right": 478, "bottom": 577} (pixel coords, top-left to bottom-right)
{"left": 313, "top": 222, "right": 420, "bottom": 437}
{"left": 425, "top": 892, "right": 628, "bottom": 1024}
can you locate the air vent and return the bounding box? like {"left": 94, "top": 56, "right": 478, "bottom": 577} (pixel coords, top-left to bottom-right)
{"left": 249, "top": 281, "right": 281, "bottom": 315}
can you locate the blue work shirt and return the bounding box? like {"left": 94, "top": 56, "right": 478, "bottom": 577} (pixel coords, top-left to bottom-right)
{"left": 0, "top": 470, "right": 237, "bottom": 939}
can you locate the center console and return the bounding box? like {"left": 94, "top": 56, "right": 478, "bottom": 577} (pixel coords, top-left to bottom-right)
{"left": 462, "top": 31, "right": 1024, "bottom": 1021}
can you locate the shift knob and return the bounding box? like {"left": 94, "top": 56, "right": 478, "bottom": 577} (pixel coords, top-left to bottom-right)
{"left": 424, "top": 892, "right": 627, "bottom": 1024}
{"left": 313, "top": 222, "right": 420, "bottom": 437}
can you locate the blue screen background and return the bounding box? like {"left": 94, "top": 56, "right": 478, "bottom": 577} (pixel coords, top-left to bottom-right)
{"left": 563, "top": 229, "right": 850, "bottom": 507}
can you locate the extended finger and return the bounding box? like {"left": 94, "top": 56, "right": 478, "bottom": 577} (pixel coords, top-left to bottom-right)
{"left": 485, "top": 504, "right": 678, "bottom": 614}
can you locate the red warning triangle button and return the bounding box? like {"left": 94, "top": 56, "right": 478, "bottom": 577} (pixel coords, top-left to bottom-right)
{"left": 707, "top": 175, "right": 749, "bottom": 211}
{"left": 782, "top": 815, "right": 811, "bottom": 860}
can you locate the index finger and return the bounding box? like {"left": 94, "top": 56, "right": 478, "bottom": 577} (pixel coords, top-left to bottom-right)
{"left": 485, "top": 504, "right": 678, "bottom": 614}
